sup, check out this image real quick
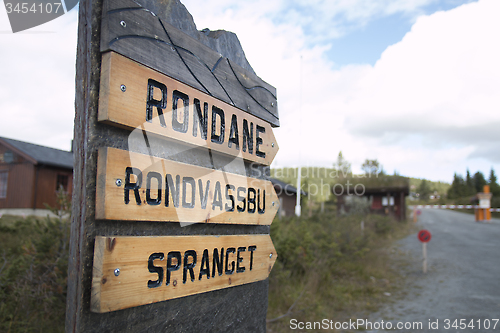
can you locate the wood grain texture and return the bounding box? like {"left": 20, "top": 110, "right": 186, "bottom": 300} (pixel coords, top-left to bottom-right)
{"left": 100, "top": 0, "right": 279, "bottom": 127}
{"left": 96, "top": 147, "right": 279, "bottom": 224}
{"left": 66, "top": 0, "right": 104, "bottom": 331}
{"left": 98, "top": 52, "right": 279, "bottom": 165}
{"left": 69, "top": 0, "right": 275, "bottom": 330}
{"left": 91, "top": 234, "right": 277, "bottom": 313}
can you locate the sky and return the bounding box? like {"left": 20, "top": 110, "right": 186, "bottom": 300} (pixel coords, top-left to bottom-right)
{"left": 1, "top": 0, "right": 499, "bottom": 183}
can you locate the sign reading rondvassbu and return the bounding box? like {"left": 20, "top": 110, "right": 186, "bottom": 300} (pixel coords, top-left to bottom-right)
{"left": 96, "top": 147, "right": 279, "bottom": 225}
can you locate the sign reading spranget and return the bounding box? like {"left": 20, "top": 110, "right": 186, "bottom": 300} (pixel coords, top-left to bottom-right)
{"left": 91, "top": 234, "right": 277, "bottom": 313}
{"left": 96, "top": 147, "right": 279, "bottom": 225}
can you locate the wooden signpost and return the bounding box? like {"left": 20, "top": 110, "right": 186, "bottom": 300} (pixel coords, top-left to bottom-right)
{"left": 67, "top": 0, "right": 279, "bottom": 331}
{"left": 91, "top": 235, "right": 276, "bottom": 313}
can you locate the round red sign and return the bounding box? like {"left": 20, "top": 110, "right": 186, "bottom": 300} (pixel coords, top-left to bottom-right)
{"left": 418, "top": 229, "right": 431, "bottom": 243}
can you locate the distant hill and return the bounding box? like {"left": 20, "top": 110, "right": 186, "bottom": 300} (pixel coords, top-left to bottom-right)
{"left": 408, "top": 178, "right": 451, "bottom": 198}
{"left": 271, "top": 167, "right": 450, "bottom": 202}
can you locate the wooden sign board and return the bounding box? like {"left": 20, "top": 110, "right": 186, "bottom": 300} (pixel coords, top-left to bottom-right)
{"left": 98, "top": 52, "right": 278, "bottom": 166}
{"left": 477, "top": 193, "right": 492, "bottom": 209}
{"left": 91, "top": 234, "right": 277, "bottom": 313}
{"left": 96, "top": 147, "right": 279, "bottom": 225}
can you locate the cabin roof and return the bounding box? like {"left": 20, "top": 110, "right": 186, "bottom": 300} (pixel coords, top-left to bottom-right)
{"left": 270, "top": 178, "right": 307, "bottom": 195}
{"left": 0, "top": 137, "right": 73, "bottom": 169}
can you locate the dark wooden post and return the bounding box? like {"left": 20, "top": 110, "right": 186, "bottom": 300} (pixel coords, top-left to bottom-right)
{"left": 66, "top": 0, "right": 103, "bottom": 330}
{"left": 66, "top": 0, "right": 278, "bottom": 331}
{"left": 400, "top": 190, "right": 405, "bottom": 221}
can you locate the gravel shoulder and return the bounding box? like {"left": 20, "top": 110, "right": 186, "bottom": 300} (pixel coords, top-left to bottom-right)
{"left": 366, "top": 209, "right": 500, "bottom": 333}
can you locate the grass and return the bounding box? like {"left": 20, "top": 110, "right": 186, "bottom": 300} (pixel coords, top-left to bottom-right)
{"left": 266, "top": 211, "right": 415, "bottom": 332}
{"left": 0, "top": 214, "right": 69, "bottom": 333}
{"left": 0, "top": 188, "right": 70, "bottom": 333}
{"left": 0, "top": 191, "right": 413, "bottom": 332}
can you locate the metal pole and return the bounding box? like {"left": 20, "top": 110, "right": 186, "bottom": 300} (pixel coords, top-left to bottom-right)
{"left": 295, "top": 55, "right": 303, "bottom": 217}
{"left": 295, "top": 166, "right": 302, "bottom": 217}
{"left": 423, "top": 242, "right": 427, "bottom": 273}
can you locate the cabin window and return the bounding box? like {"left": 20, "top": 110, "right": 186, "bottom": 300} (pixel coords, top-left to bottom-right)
{"left": 4, "top": 151, "right": 14, "bottom": 163}
{"left": 0, "top": 151, "right": 14, "bottom": 164}
{"left": 0, "top": 171, "right": 8, "bottom": 198}
{"left": 56, "top": 174, "right": 69, "bottom": 191}
{"left": 382, "top": 196, "right": 394, "bottom": 206}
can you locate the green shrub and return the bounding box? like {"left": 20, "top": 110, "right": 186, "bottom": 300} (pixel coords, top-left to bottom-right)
{"left": 0, "top": 215, "right": 69, "bottom": 333}
{"left": 267, "top": 211, "right": 409, "bottom": 332}
{"left": 0, "top": 187, "right": 70, "bottom": 333}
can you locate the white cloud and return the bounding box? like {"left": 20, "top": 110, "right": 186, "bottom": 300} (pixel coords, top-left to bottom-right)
{"left": 184, "top": 0, "right": 500, "bottom": 181}
{"left": 0, "top": 7, "right": 78, "bottom": 150}
{"left": 344, "top": 0, "right": 500, "bottom": 140}
{"left": 0, "top": 0, "right": 496, "bottom": 182}
{"left": 183, "top": 0, "right": 450, "bottom": 51}
{"left": 280, "top": 0, "right": 435, "bottom": 38}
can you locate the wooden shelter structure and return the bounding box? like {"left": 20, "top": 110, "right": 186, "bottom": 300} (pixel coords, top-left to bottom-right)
{"left": 335, "top": 175, "right": 410, "bottom": 221}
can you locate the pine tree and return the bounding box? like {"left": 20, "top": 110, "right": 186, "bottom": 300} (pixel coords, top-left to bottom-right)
{"left": 465, "top": 169, "right": 475, "bottom": 196}
{"left": 448, "top": 173, "right": 465, "bottom": 199}
{"left": 334, "top": 151, "right": 351, "bottom": 177}
{"left": 447, "top": 174, "right": 457, "bottom": 199}
{"left": 417, "top": 179, "right": 432, "bottom": 199}
{"left": 473, "top": 171, "right": 487, "bottom": 193}
{"left": 489, "top": 168, "right": 500, "bottom": 196}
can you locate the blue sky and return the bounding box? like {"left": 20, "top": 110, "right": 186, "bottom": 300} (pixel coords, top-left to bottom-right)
{"left": 1, "top": 0, "right": 499, "bottom": 183}
{"left": 327, "top": 0, "right": 476, "bottom": 67}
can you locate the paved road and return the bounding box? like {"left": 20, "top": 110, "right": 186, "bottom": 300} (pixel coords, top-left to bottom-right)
{"left": 368, "top": 209, "right": 500, "bottom": 333}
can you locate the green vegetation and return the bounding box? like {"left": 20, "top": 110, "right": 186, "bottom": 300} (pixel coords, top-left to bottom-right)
{"left": 272, "top": 154, "right": 410, "bottom": 204}
{"left": 407, "top": 178, "right": 450, "bottom": 202}
{"left": 448, "top": 168, "right": 500, "bottom": 199}
{"left": 271, "top": 167, "right": 409, "bottom": 203}
{"left": 267, "top": 211, "right": 413, "bottom": 332}
{"left": 271, "top": 153, "right": 500, "bottom": 206}
{"left": 0, "top": 188, "right": 70, "bottom": 333}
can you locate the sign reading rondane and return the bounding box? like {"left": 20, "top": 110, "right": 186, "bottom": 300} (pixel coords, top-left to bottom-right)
{"left": 99, "top": 52, "right": 279, "bottom": 165}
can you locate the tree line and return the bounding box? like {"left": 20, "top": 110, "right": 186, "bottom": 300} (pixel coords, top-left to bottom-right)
{"left": 447, "top": 168, "right": 500, "bottom": 199}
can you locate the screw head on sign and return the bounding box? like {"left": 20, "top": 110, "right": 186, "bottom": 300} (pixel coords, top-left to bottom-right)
{"left": 272, "top": 142, "right": 275, "bottom": 147}
{"left": 114, "top": 268, "right": 120, "bottom": 276}
{"left": 269, "top": 253, "right": 273, "bottom": 259}
{"left": 120, "top": 20, "right": 126, "bottom": 28}
{"left": 115, "top": 179, "right": 122, "bottom": 186}
{"left": 120, "top": 85, "right": 126, "bottom": 92}
{"left": 271, "top": 102, "right": 275, "bottom": 107}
